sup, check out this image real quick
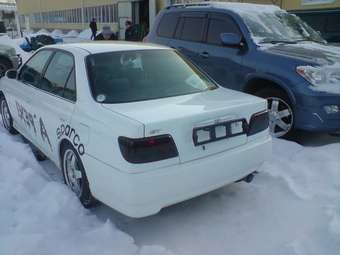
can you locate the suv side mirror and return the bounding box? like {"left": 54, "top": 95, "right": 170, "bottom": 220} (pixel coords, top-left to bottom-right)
{"left": 220, "top": 33, "right": 242, "bottom": 47}
{"left": 6, "top": 69, "right": 17, "bottom": 79}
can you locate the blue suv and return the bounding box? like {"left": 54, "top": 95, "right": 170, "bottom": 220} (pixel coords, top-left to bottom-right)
{"left": 145, "top": 2, "right": 340, "bottom": 137}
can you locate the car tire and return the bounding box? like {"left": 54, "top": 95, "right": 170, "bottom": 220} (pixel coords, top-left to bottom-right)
{"left": 0, "top": 95, "right": 18, "bottom": 135}
{"left": 61, "top": 141, "right": 98, "bottom": 208}
{"left": 0, "top": 57, "right": 12, "bottom": 77}
{"left": 254, "top": 88, "right": 294, "bottom": 138}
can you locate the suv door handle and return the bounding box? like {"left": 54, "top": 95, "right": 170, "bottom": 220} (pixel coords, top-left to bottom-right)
{"left": 199, "top": 52, "right": 209, "bottom": 58}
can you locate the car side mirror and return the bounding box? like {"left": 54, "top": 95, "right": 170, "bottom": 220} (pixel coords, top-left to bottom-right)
{"left": 6, "top": 69, "right": 17, "bottom": 79}
{"left": 220, "top": 33, "right": 243, "bottom": 47}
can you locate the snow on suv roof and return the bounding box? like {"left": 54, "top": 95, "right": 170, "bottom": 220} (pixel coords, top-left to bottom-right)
{"left": 46, "top": 42, "right": 169, "bottom": 54}
{"left": 170, "top": 1, "right": 282, "bottom": 14}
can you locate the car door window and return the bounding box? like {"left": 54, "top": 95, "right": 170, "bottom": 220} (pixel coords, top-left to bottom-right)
{"left": 179, "top": 16, "right": 206, "bottom": 42}
{"left": 207, "top": 16, "right": 241, "bottom": 45}
{"left": 157, "top": 13, "right": 180, "bottom": 38}
{"left": 41, "top": 51, "right": 75, "bottom": 101}
{"left": 19, "top": 50, "right": 53, "bottom": 87}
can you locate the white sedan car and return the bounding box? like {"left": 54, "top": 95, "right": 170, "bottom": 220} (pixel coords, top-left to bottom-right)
{"left": 0, "top": 43, "right": 271, "bottom": 218}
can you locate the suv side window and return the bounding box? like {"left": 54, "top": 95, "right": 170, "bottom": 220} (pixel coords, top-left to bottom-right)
{"left": 178, "top": 16, "right": 206, "bottom": 42}
{"left": 207, "top": 14, "right": 241, "bottom": 45}
{"left": 19, "top": 50, "right": 53, "bottom": 87}
{"left": 157, "top": 13, "right": 179, "bottom": 38}
{"left": 40, "top": 51, "right": 76, "bottom": 101}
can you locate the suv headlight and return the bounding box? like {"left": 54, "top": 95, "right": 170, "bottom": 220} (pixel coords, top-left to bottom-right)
{"left": 296, "top": 65, "right": 340, "bottom": 87}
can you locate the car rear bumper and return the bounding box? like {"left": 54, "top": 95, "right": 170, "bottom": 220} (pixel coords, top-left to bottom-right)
{"left": 294, "top": 92, "right": 340, "bottom": 132}
{"left": 83, "top": 133, "right": 272, "bottom": 218}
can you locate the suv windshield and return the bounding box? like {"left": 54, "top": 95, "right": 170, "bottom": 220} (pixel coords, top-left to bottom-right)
{"left": 86, "top": 49, "right": 217, "bottom": 104}
{"left": 240, "top": 10, "right": 325, "bottom": 44}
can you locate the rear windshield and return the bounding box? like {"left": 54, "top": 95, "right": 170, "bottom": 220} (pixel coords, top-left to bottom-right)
{"left": 86, "top": 49, "right": 217, "bottom": 104}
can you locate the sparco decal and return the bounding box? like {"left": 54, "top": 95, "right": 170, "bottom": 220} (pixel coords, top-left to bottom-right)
{"left": 57, "top": 124, "right": 85, "bottom": 156}
{"left": 16, "top": 101, "right": 53, "bottom": 151}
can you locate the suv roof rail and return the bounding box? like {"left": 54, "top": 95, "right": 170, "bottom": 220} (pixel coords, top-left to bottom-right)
{"left": 166, "top": 2, "right": 212, "bottom": 10}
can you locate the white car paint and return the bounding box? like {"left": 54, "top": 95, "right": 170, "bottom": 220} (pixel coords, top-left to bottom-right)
{"left": 0, "top": 42, "right": 272, "bottom": 218}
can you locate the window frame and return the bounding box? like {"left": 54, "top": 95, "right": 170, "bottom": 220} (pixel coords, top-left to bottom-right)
{"left": 175, "top": 12, "right": 208, "bottom": 43}
{"left": 156, "top": 12, "right": 180, "bottom": 39}
{"left": 18, "top": 49, "right": 54, "bottom": 88}
{"left": 205, "top": 12, "right": 242, "bottom": 46}
{"left": 18, "top": 49, "right": 77, "bottom": 104}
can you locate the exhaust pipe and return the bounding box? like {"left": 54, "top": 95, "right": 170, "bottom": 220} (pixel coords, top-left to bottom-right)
{"left": 236, "top": 172, "right": 257, "bottom": 184}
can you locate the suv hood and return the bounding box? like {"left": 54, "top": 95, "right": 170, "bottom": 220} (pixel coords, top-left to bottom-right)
{"left": 102, "top": 88, "right": 267, "bottom": 163}
{"left": 262, "top": 42, "right": 340, "bottom": 66}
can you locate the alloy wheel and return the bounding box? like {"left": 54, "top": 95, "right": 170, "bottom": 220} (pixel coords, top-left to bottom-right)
{"left": 267, "top": 97, "right": 293, "bottom": 138}
{"left": 63, "top": 149, "right": 83, "bottom": 197}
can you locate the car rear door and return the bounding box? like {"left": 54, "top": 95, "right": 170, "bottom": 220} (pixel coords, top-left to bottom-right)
{"left": 169, "top": 12, "right": 208, "bottom": 63}
{"left": 196, "top": 12, "right": 246, "bottom": 91}
{"left": 28, "top": 50, "right": 76, "bottom": 161}
{"left": 7, "top": 50, "right": 54, "bottom": 143}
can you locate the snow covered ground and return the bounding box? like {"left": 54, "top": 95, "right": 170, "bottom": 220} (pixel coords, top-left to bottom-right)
{"left": 0, "top": 120, "right": 339, "bottom": 255}
{"left": 0, "top": 35, "right": 339, "bottom": 255}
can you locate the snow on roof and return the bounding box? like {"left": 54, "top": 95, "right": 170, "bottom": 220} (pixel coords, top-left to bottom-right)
{"left": 171, "top": 1, "right": 282, "bottom": 14}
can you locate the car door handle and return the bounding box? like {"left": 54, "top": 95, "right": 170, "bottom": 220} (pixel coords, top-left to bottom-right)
{"left": 199, "top": 52, "right": 209, "bottom": 58}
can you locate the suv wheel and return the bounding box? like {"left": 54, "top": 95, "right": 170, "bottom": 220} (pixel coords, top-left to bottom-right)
{"left": 61, "top": 142, "right": 97, "bottom": 208}
{"left": 255, "top": 89, "right": 294, "bottom": 138}
{"left": 0, "top": 95, "right": 18, "bottom": 134}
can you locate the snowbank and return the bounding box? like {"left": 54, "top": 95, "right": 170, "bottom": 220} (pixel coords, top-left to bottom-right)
{"left": 0, "top": 124, "right": 175, "bottom": 255}
{"left": 65, "top": 30, "right": 79, "bottom": 38}
{"left": 51, "top": 29, "right": 64, "bottom": 37}
{"left": 78, "top": 29, "right": 92, "bottom": 40}
{"left": 36, "top": 28, "right": 50, "bottom": 35}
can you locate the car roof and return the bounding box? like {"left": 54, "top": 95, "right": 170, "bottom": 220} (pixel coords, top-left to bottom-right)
{"left": 45, "top": 41, "right": 170, "bottom": 54}
{"left": 166, "top": 1, "right": 281, "bottom": 14}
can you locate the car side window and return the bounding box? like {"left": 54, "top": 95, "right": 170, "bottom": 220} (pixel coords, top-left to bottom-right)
{"left": 40, "top": 51, "right": 76, "bottom": 101}
{"left": 19, "top": 50, "right": 53, "bottom": 87}
{"left": 178, "top": 16, "right": 206, "bottom": 42}
{"left": 207, "top": 16, "right": 241, "bottom": 45}
{"left": 157, "top": 13, "right": 179, "bottom": 38}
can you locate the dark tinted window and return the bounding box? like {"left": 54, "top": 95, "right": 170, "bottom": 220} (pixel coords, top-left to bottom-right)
{"left": 207, "top": 17, "right": 240, "bottom": 45}
{"left": 297, "top": 13, "right": 326, "bottom": 32}
{"left": 86, "top": 50, "right": 216, "bottom": 104}
{"left": 326, "top": 13, "right": 340, "bottom": 32}
{"left": 157, "top": 13, "right": 179, "bottom": 38}
{"left": 40, "top": 51, "right": 76, "bottom": 101}
{"left": 179, "top": 17, "right": 205, "bottom": 42}
{"left": 19, "top": 50, "right": 53, "bottom": 87}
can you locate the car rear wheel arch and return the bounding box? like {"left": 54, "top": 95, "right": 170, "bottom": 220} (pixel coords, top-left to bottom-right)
{"left": 59, "top": 138, "right": 98, "bottom": 208}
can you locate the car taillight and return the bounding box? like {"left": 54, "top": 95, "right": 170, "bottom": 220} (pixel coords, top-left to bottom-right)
{"left": 118, "top": 135, "right": 178, "bottom": 164}
{"left": 248, "top": 110, "right": 269, "bottom": 136}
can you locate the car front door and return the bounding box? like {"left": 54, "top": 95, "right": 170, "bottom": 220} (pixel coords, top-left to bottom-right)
{"left": 169, "top": 12, "right": 208, "bottom": 64}
{"left": 196, "top": 12, "right": 246, "bottom": 91}
{"left": 28, "top": 50, "right": 76, "bottom": 161}
{"left": 7, "top": 50, "right": 54, "bottom": 143}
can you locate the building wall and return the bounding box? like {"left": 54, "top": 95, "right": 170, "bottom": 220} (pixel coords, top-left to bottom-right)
{"left": 16, "top": 0, "right": 340, "bottom": 33}
{"left": 16, "top": 0, "right": 122, "bottom": 31}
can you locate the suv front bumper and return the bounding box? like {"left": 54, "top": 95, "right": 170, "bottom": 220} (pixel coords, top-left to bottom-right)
{"left": 294, "top": 91, "right": 340, "bottom": 132}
